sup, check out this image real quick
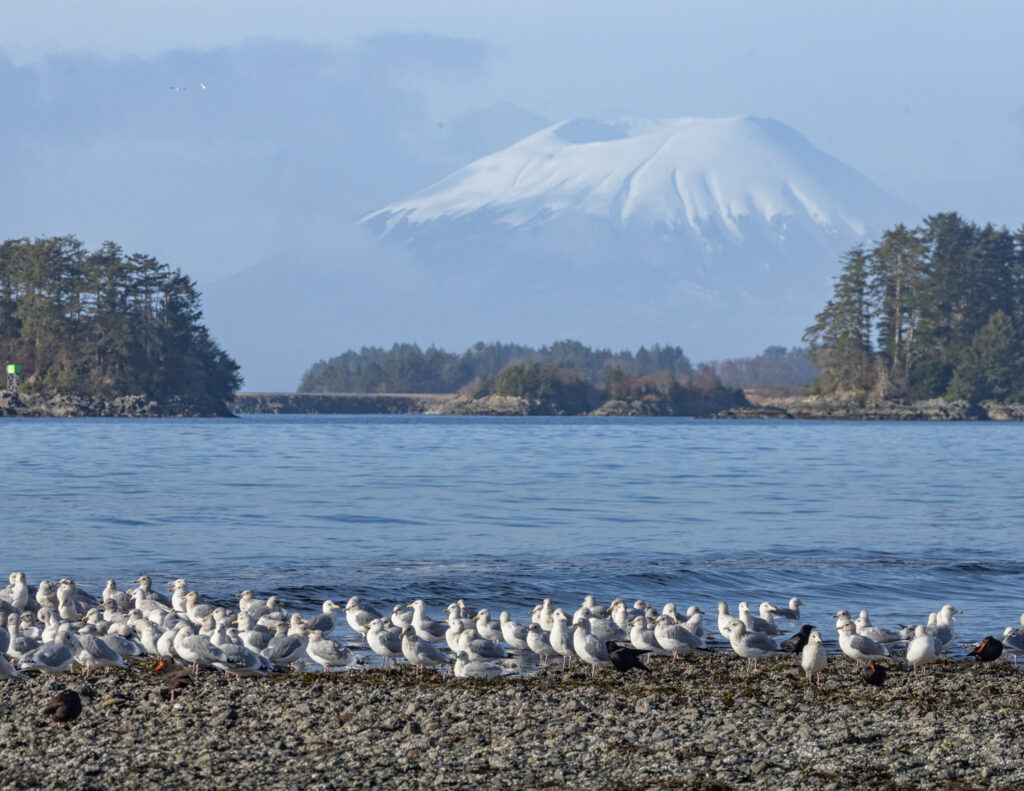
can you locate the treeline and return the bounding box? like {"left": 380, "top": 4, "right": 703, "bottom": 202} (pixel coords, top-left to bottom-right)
{"left": 298, "top": 340, "right": 694, "bottom": 394}
{"left": 0, "top": 236, "right": 241, "bottom": 409}
{"left": 804, "top": 213, "right": 1024, "bottom": 402}
{"left": 712, "top": 346, "right": 816, "bottom": 391}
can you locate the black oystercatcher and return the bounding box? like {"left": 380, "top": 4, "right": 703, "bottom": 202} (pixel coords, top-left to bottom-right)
{"left": 42, "top": 689, "right": 82, "bottom": 726}
{"left": 968, "top": 636, "right": 1003, "bottom": 667}
{"left": 606, "top": 641, "right": 651, "bottom": 673}
{"left": 161, "top": 665, "right": 193, "bottom": 703}
{"left": 780, "top": 624, "right": 816, "bottom": 653}
{"left": 860, "top": 662, "right": 886, "bottom": 689}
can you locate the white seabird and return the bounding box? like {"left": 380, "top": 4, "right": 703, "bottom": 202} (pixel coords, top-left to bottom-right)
{"left": 801, "top": 630, "right": 827, "bottom": 685}
{"left": 366, "top": 619, "right": 404, "bottom": 667}
{"left": 453, "top": 650, "right": 508, "bottom": 680}
{"left": 837, "top": 621, "right": 890, "bottom": 669}
{"left": 723, "top": 620, "right": 782, "bottom": 674}
{"left": 306, "top": 630, "right": 356, "bottom": 671}
{"left": 905, "top": 625, "right": 941, "bottom": 674}
{"left": 572, "top": 617, "right": 613, "bottom": 677}
{"left": 400, "top": 626, "right": 451, "bottom": 674}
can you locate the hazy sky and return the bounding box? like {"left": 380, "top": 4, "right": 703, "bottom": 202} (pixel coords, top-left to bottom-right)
{"left": 2, "top": 2, "right": 1022, "bottom": 387}
{"left": 3, "top": 1, "right": 1022, "bottom": 231}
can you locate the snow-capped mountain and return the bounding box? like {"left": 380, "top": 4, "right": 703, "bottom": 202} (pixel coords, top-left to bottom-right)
{"left": 206, "top": 116, "right": 916, "bottom": 391}
{"left": 363, "top": 116, "right": 910, "bottom": 251}
{"left": 352, "top": 117, "right": 915, "bottom": 371}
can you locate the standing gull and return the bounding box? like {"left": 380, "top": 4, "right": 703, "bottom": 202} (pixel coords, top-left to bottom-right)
{"left": 400, "top": 626, "right": 451, "bottom": 674}
{"left": 801, "top": 631, "right": 827, "bottom": 685}
{"left": 306, "top": 600, "right": 341, "bottom": 636}
{"left": 837, "top": 621, "right": 890, "bottom": 669}
{"left": 408, "top": 600, "right": 448, "bottom": 643}
{"left": 472, "top": 609, "right": 504, "bottom": 643}
{"left": 344, "top": 597, "right": 382, "bottom": 639}
{"left": 366, "top": 619, "right": 404, "bottom": 667}
{"left": 499, "top": 611, "right": 531, "bottom": 651}
{"left": 717, "top": 602, "right": 739, "bottom": 638}
{"left": 572, "top": 617, "right": 614, "bottom": 677}
{"left": 723, "top": 621, "right": 782, "bottom": 674}
{"left": 653, "top": 614, "right": 706, "bottom": 661}
{"left": 526, "top": 623, "right": 559, "bottom": 666}
{"left": 549, "top": 610, "right": 577, "bottom": 668}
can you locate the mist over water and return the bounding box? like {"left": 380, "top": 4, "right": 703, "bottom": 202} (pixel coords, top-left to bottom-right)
{"left": 4, "top": 415, "right": 1023, "bottom": 641}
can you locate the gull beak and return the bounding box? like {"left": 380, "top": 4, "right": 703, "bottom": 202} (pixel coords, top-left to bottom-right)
{"left": 831, "top": 614, "right": 839, "bottom": 619}
{"left": 234, "top": 593, "right": 243, "bottom": 598}
{"left": 231, "top": 620, "right": 238, "bottom": 625}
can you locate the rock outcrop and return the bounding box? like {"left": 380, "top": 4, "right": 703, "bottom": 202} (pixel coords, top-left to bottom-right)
{"left": 0, "top": 391, "right": 233, "bottom": 417}
{"left": 711, "top": 396, "right": 1024, "bottom": 421}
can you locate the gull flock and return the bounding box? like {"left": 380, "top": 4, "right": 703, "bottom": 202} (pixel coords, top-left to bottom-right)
{"left": 1, "top": 574, "right": 1023, "bottom": 686}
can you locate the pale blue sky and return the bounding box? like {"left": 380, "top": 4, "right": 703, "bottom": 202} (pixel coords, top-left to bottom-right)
{"left": 2, "top": 1, "right": 1023, "bottom": 388}
{"left": 2, "top": 1, "right": 1021, "bottom": 239}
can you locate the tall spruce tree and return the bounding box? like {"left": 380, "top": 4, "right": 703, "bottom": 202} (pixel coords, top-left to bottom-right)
{"left": 803, "top": 248, "right": 874, "bottom": 393}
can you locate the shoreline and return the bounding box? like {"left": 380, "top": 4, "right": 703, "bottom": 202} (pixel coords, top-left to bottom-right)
{"left": 2, "top": 655, "right": 1022, "bottom": 789}
{"left": 233, "top": 393, "right": 1024, "bottom": 421}
{"left": 0, "top": 391, "right": 234, "bottom": 418}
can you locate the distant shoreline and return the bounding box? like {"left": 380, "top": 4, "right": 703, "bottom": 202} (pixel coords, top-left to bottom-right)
{"left": 232, "top": 392, "right": 742, "bottom": 417}
{"left": 232, "top": 392, "right": 1024, "bottom": 421}
{"left": 0, "top": 391, "right": 233, "bottom": 418}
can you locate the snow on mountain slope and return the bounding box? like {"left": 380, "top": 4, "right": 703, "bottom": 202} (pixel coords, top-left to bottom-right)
{"left": 363, "top": 116, "right": 910, "bottom": 249}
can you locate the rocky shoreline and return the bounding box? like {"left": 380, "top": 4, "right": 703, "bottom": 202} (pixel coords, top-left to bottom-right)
{"left": 233, "top": 392, "right": 747, "bottom": 418}
{"left": 2, "top": 655, "right": 1022, "bottom": 790}
{"left": 0, "top": 391, "right": 233, "bottom": 418}
{"left": 711, "top": 396, "right": 1024, "bottom": 422}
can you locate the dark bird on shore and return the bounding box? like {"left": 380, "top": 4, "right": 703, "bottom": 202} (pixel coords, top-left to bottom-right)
{"left": 860, "top": 662, "right": 886, "bottom": 689}
{"left": 606, "top": 641, "right": 651, "bottom": 673}
{"left": 968, "top": 636, "right": 1003, "bottom": 667}
{"left": 780, "top": 624, "right": 816, "bottom": 653}
{"left": 42, "top": 689, "right": 82, "bottom": 725}
{"left": 160, "top": 665, "right": 193, "bottom": 703}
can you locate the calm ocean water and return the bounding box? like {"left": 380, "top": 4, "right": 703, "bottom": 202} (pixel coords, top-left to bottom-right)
{"left": 2, "top": 415, "right": 1022, "bottom": 644}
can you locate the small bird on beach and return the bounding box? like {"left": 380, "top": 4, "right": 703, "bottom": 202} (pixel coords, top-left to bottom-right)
{"left": 780, "top": 624, "right": 816, "bottom": 653}
{"left": 968, "top": 636, "right": 1003, "bottom": 667}
{"left": 160, "top": 665, "right": 193, "bottom": 703}
{"left": 906, "top": 625, "right": 941, "bottom": 674}
{"left": 42, "top": 689, "right": 82, "bottom": 725}
{"left": 606, "top": 641, "right": 651, "bottom": 674}
{"left": 723, "top": 620, "right": 782, "bottom": 674}
{"left": 837, "top": 622, "right": 890, "bottom": 669}
{"left": 800, "top": 631, "right": 827, "bottom": 685}
{"left": 860, "top": 662, "right": 886, "bottom": 689}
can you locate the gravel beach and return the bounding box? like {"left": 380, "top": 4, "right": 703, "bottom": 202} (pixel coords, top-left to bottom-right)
{"left": 2, "top": 654, "right": 1022, "bottom": 790}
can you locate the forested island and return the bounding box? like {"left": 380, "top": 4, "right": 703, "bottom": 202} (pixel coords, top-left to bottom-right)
{"left": 716, "top": 213, "right": 1024, "bottom": 420}
{"left": 0, "top": 236, "right": 241, "bottom": 417}
{"left": 288, "top": 340, "right": 804, "bottom": 416}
